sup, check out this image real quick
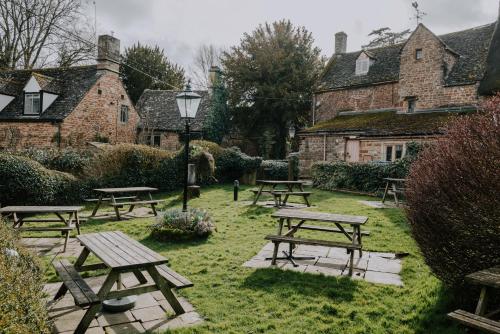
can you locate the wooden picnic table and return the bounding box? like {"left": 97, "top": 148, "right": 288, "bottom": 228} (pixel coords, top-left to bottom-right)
{"left": 88, "top": 187, "right": 162, "bottom": 220}
{"left": 0, "top": 205, "right": 83, "bottom": 252}
{"left": 252, "top": 180, "right": 311, "bottom": 207}
{"left": 448, "top": 266, "right": 500, "bottom": 333}
{"left": 266, "top": 209, "right": 368, "bottom": 276}
{"left": 52, "top": 231, "right": 193, "bottom": 334}
{"left": 381, "top": 178, "right": 406, "bottom": 206}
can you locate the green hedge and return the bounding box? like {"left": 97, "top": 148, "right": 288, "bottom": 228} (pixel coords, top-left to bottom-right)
{"left": 311, "top": 160, "right": 411, "bottom": 194}
{"left": 0, "top": 219, "right": 50, "bottom": 333}
{"left": 0, "top": 153, "right": 81, "bottom": 205}
{"left": 13, "top": 148, "right": 93, "bottom": 175}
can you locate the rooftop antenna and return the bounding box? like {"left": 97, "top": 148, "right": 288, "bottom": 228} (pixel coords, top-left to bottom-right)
{"left": 411, "top": 1, "right": 427, "bottom": 25}
{"left": 93, "top": 1, "right": 97, "bottom": 39}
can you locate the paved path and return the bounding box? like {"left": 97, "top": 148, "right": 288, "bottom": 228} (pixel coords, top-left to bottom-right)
{"left": 243, "top": 242, "right": 404, "bottom": 286}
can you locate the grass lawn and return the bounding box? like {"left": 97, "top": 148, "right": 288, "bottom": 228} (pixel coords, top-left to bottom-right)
{"left": 36, "top": 185, "right": 463, "bottom": 334}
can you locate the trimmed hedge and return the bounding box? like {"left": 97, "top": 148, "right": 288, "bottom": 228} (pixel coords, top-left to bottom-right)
{"left": 311, "top": 160, "right": 410, "bottom": 194}
{"left": 0, "top": 153, "right": 81, "bottom": 205}
{"left": 14, "top": 148, "right": 93, "bottom": 175}
{"left": 0, "top": 219, "right": 50, "bottom": 333}
{"left": 259, "top": 156, "right": 300, "bottom": 180}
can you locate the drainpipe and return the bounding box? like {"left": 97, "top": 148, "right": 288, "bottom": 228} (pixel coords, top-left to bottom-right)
{"left": 57, "top": 123, "right": 62, "bottom": 149}
{"left": 343, "top": 137, "right": 348, "bottom": 161}
{"left": 323, "top": 134, "right": 327, "bottom": 160}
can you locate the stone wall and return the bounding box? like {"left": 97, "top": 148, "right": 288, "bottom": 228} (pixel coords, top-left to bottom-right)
{"left": 160, "top": 132, "right": 181, "bottom": 151}
{"left": 0, "top": 71, "right": 139, "bottom": 150}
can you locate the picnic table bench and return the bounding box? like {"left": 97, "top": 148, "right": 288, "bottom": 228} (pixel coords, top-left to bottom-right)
{"left": 0, "top": 206, "right": 83, "bottom": 252}
{"left": 52, "top": 231, "right": 193, "bottom": 334}
{"left": 381, "top": 178, "right": 406, "bottom": 206}
{"left": 266, "top": 209, "right": 368, "bottom": 276}
{"left": 251, "top": 180, "right": 311, "bottom": 207}
{"left": 88, "top": 187, "right": 163, "bottom": 220}
{"left": 448, "top": 266, "right": 500, "bottom": 333}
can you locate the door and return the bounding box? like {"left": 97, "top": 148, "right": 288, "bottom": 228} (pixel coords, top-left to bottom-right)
{"left": 346, "top": 140, "right": 360, "bottom": 162}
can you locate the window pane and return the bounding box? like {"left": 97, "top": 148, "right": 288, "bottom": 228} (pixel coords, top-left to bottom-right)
{"left": 24, "top": 93, "right": 40, "bottom": 114}
{"left": 120, "top": 105, "right": 129, "bottom": 123}
{"left": 385, "top": 146, "right": 393, "bottom": 161}
{"left": 395, "top": 145, "right": 403, "bottom": 159}
{"left": 153, "top": 134, "right": 161, "bottom": 147}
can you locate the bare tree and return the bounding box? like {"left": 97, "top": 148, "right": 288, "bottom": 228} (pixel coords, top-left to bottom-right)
{"left": 0, "top": 0, "right": 95, "bottom": 70}
{"left": 189, "top": 44, "right": 223, "bottom": 88}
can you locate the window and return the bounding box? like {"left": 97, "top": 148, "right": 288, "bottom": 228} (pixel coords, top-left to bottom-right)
{"left": 407, "top": 98, "right": 416, "bottom": 113}
{"left": 120, "top": 105, "right": 129, "bottom": 123}
{"left": 146, "top": 133, "right": 161, "bottom": 147}
{"left": 24, "top": 93, "right": 41, "bottom": 115}
{"left": 415, "top": 48, "right": 423, "bottom": 60}
{"left": 385, "top": 144, "right": 405, "bottom": 161}
{"left": 355, "top": 58, "right": 370, "bottom": 75}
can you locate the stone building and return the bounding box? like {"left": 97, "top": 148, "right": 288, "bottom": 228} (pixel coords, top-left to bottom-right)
{"left": 298, "top": 20, "right": 500, "bottom": 176}
{"left": 0, "top": 35, "right": 139, "bottom": 149}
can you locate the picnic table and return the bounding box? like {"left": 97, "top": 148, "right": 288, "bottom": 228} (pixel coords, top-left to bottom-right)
{"left": 52, "top": 231, "right": 193, "bottom": 334}
{"left": 251, "top": 180, "right": 311, "bottom": 207}
{"left": 88, "top": 187, "right": 162, "bottom": 220}
{"left": 266, "top": 209, "right": 368, "bottom": 276}
{"left": 0, "top": 206, "right": 83, "bottom": 252}
{"left": 448, "top": 266, "right": 500, "bottom": 333}
{"left": 381, "top": 178, "right": 406, "bottom": 206}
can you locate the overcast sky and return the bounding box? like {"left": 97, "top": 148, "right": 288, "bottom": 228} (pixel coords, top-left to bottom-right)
{"left": 92, "top": 0, "right": 499, "bottom": 80}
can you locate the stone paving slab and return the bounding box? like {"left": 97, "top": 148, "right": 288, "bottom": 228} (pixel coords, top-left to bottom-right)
{"left": 243, "top": 243, "right": 403, "bottom": 286}
{"left": 358, "top": 200, "right": 398, "bottom": 209}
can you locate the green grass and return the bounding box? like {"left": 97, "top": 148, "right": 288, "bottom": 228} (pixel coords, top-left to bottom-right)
{"left": 35, "top": 185, "right": 463, "bottom": 334}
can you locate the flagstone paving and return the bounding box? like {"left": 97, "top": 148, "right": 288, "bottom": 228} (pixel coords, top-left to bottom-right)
{"left": 243, "top": 242, "right": 404, "bottom": 286}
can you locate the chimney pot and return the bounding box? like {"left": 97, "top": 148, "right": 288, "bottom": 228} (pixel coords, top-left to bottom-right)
{"left": 208, "top": 65, "right": 221, "bottom": 95}
{"left": 335, "top": 31, "right": 347, "bottom": 54}
{"left": 97, "top": 35, "right": 120, "bottom": 73}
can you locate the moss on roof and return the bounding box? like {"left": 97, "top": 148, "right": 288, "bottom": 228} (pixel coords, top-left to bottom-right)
{"left": 304, "top": 110, "right": 474, "bottom": 136}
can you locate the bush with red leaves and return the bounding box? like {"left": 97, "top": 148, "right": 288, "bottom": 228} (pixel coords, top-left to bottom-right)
{"left": 405, "top": 94, "right": 500, "bottom": 286}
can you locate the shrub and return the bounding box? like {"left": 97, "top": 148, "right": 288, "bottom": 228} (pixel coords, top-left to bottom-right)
{"left": 215, "top": 147, "right": 262, "bottom": 182}
{"left": 150, "top": 208, "right": 216, "bottom": 241}
{"left": 259, "top": 160, "right": 289, "bottom": 180}
{"left": 0, "top": 219, "right": 51, "bottom": 333}
{"left": 13, "top": 148, "right": 93, "bottom": 175}
{"left": 0, "top": 153, "right": 80, "bottom": 205}
{"left": 405, "top": 98, "right": 500, "bottom": 286}
{"left": 311, "top": 160, "right": 409, "bottom": 193}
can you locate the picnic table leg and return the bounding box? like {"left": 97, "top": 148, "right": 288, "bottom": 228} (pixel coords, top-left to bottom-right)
{"left": 475, "top": 287, "right": 489, "bottom": 316}
{"left": 111, "top": 194, "right": 121, "bottom": 220}
{"left": 357, "top": 226, "right": 362, "bottom": 258}
{"left": 381, "top": 182, "right": 389, "bottom": 203}
{"left": 271, "top": 219, "right": 285, "bottom": 265}
{"left": 299, "top": 183, "right": 311, "bottom": 207}
{"left": 132, "top": 269, "right": 148, "bottom": 285}
{"left": 75, "top": 212, "right": 81, "bottom": 235}
{"left": 392, "top": 183, "right": 399, "bottom": 206}
{"left": 282, "top": 184, "right": 292, "bottom": 206}
{"left": 147, "top": 266, "right": 186, "bottom": 315}
{"left": 74, "top": 271, "right": 119, "bottom": 334}
{"left": 348, "top": 226, "right": 359, "bottom": 276}
{"left": 147, "top": 192, "right": 158, "bottom": 216}
{"left": 252, "top": 184, "right": 265, "bottom": 205}
{"left": 91, "top": 193, "right": 104, "bottom": 217}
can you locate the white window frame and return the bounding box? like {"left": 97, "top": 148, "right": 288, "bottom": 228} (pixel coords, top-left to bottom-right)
{"left": 120, "top": 105, "right": 129, "bottom": 123}
{"left": 24, "top": 92, "right": 41, "bottom": 115}
{"left": 383, "top": 143, "right": 406, "bottom": 162}
{"left": 355, "top": 58, "right": 370, "bottom": 75}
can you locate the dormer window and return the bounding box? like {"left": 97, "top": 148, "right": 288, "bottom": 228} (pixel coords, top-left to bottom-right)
{"left": 24, "top": 92, "right": 41, "bottom": 115}
{"left": 355, "top": 52, "right": 373, "bottom": 75}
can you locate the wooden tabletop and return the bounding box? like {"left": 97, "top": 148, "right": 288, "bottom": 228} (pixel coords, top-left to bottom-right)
{"left": 466, "top": 266, "right": 500, "bottom": 289}
{"left": 272, "top": 209, "right": 368, "bottom": 225}
{"left": 78, "top": 231, "right": 168, "bottom": 270}
{"left": 257, "top": 180, "right": 304, "bottom": 185}
{"left": 383, "top": 178, "right": 406, "bottom": 182}
{"left": 0, "top": 206, "right": 83, "bottom": 213}
{"left": 93, "top": 187, "right": 158, "bottom": 193}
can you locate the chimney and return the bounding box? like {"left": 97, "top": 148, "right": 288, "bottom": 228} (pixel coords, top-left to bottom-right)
{"left": 97, "top": 35, "right": 120, "bottom": 74}
{"left": 208, "top": 65, "right": 221, "bottom": 96}
{"left": 335, "top": 31, "right": 347, "bottom": 54}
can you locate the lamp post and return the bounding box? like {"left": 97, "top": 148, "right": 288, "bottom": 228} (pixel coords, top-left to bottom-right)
{"left": 288, "top": 124, "right": 296, "bottom": 181}
{"left": 176, "top": 81, "right": 202, "bottom": 212}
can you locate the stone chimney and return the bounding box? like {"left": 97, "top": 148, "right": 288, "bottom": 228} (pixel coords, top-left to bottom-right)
{"left": 335, "top": 31, "right": 347, "bottom": 54}
{"left": 97, "top": 35, "right": 120, "bottom": 73}
{"left": 208, "top": 65, "right": 221, "bottom": 96}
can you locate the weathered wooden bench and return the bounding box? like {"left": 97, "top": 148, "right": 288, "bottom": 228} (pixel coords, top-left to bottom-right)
{"left": 156, "top": 264, "right": 194, "bottom": 289}
{"left": 53, "top": 259, "right": 100, "bottom": 307}
{"left": 291, "top": 224, "right": 370, "bottom": 236}
{"left": 271, "top": 191, "right": 312, "bottom": 207}
{"left": 84, "top": 196, "right": 136, "bottom": 202}
{"left": 265, "top": 234, "right": 361, "bottom": 274}
{"left": 448, "top": 309, "right": 500, "bottom": 333}
{"left": 110, "top": 200, "right": 164, "bottom": 220}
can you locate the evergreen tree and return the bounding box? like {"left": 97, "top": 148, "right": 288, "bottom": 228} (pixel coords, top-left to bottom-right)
{"left": 121, "top": 43, "right": 185, "bottom": 103}
{"left": 203, "top": 70, "right": 231, "bottom": 144}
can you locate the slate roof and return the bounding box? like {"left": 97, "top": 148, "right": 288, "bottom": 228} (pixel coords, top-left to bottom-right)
{"left": 302, "top": 109, "right": 475, "bottom": 137}
{"left": 479, "top": 21, "right": 500, "bottom": 95}
{"left": 135, "top": 89, "right": 211, "bottom": 132}
{"left": 0, "top": 65, "right": 102, "bottom": 121}
{"left": 319, "top": 23, "right": 496, "bottom": 90}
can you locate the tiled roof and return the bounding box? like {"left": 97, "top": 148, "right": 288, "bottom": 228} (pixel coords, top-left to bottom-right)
{"left": 135, "top": 89, "right": 211, "bottom": 132}
{"left": 302, "top": 109, "right": 475, "bottom": 136}
{"left": 479, "top": 21, "right": 500, "bottom": 95}
{"left": 319, "top": 23, "right": 496, "bottom": 90}
{"left": 0, "top": 65, "right": 102, "bottom": 120}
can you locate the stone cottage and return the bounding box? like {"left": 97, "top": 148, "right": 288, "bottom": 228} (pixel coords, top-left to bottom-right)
{"left": 298, "top": 20, "right": 500, "bottom": 176}
{"left": 0, "top": 35, "right": 139, "bottom": 149}
{"left": 135, "top": 67, "right": 220, "bottom": 151}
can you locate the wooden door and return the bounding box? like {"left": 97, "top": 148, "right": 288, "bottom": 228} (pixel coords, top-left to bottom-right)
{"left": 346, "top": 140, "right": 360, "bottom": 162}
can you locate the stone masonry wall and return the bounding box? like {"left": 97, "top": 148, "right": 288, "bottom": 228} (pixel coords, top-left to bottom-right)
{"left": 160, "top": 132, "right": 181, "bottom": 151}
{"left": 0, "top": 71, "right": 138, "bottom": 150}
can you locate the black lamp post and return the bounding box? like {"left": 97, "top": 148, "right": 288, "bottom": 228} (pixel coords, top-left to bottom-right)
{"left": 176, "top": 81, "right": 202, "bottom": 212}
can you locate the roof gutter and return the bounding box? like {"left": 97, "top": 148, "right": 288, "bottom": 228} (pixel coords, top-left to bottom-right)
{"left": 314, "top": 80, "right": 399, "bottom": 94}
